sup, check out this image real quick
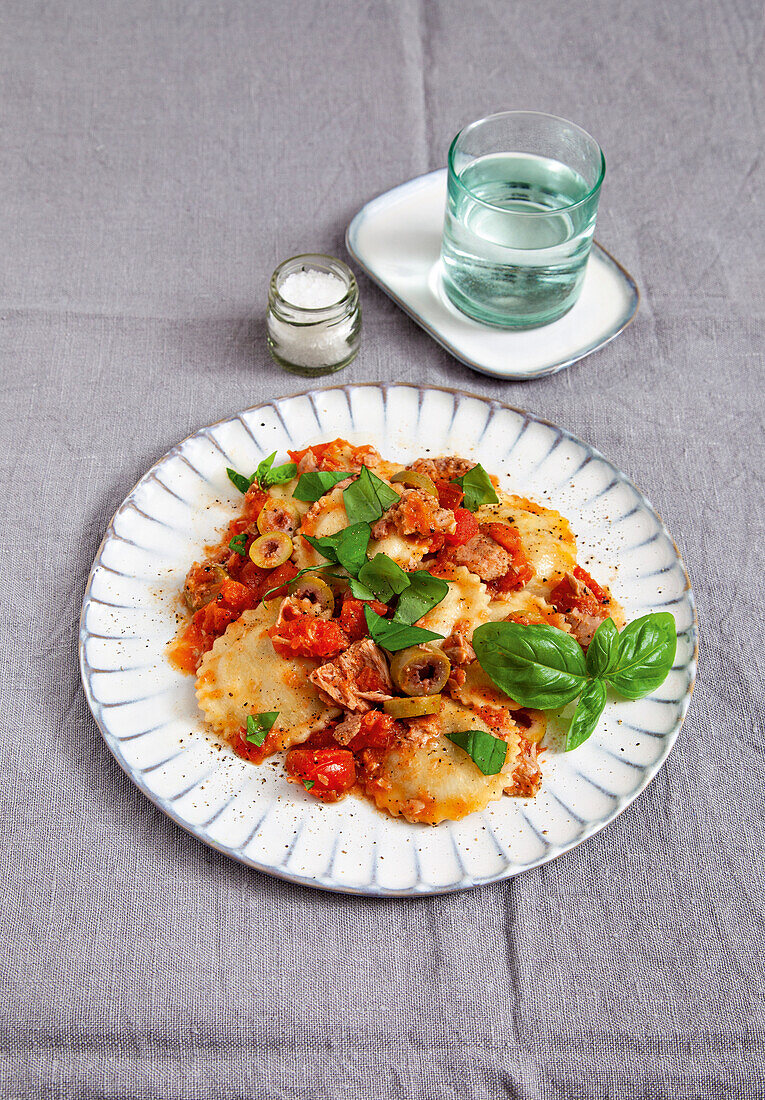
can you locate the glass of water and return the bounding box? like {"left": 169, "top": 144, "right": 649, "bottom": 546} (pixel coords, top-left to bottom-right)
{"left": 440, "top": 111, "right": 605, "bottom": 328}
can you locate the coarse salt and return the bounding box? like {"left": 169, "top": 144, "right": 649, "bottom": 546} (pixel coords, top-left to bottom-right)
{"left": 279, "top": 270, "right": 346, "bottom": 309}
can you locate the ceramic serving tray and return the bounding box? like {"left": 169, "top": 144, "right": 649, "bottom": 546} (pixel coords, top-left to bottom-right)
{"left": 346, "top": 170, "right": 639, "bottom": 380}
{"left": 79, "top": 385, "right": 696, "bottom": 896}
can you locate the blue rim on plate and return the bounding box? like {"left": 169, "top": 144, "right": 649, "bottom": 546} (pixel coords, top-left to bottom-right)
{"left": 79, "top": 384, "right": 696, "bottom": 897}
{"left": 346, "top": 170, "right": 640, "bottom": 381}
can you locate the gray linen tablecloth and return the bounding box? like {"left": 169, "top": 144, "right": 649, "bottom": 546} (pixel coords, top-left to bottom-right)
{"left": 3, "top": 1, "right": 763, "bottom": 1096}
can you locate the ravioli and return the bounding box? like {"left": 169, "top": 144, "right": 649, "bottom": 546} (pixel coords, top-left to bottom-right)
{"left": 362, "top": 698, "right": 520, "bottom": 825}
{"left": 416, "top": 566, "right": 491, "bottom": 639}
{"left": 196, "top": 603, "right": 339, "bottom": 748}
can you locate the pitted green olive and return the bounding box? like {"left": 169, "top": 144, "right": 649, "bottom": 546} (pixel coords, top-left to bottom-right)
{"left": 389, "top": 645, "right": 451, "bottom": 696}
{"left": 390, "top": 469, "right": 438, "bottom": 497}
{"left": 291, "top": 574, "right": 335, "bottom": 616}
{"left": 257, "top": 497, "right": 301, "bottom": 536}
{"left": 249, "top": 531, "right": 293, "bottom": 569}
{"left": 383, "top": 695, "right": 443, "bottom": 719}
{"left": 183, "top": 563, "right": 228, "bottom": 612}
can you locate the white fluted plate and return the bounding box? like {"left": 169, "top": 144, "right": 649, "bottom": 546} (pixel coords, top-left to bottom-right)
{"left": 346, "top": 169, "right": 639, "bottom": 380}
{"left": 80, "top": 385, "right": 697, "bottom": 896}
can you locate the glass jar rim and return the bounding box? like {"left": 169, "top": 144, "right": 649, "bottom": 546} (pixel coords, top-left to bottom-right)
{"left": 447, "top": 110, "right": 606, "bottom": 217}
{"left": 270, "top": 253, "right": 358, "bottom": 317}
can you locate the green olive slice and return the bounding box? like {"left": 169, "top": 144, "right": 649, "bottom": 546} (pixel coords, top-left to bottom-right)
{"left": 249, "top": 531, "right": 293, "bottom": 569}
{"left": 389, "top": 645, "right": 451, "bottom": 696}
{"left": 383, "top": 695, "right": 442, "bottom": 719}
{"left": 291, "top": 574, "right": 335, "bottom": 615}
{"left": 257, "top": 497, "right": 301, "bottom": 536}
{"left": 390, "top": 469, "right": 438, "bottom": 497}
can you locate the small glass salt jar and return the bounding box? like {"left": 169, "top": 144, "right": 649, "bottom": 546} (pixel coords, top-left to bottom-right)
{"left": 266, "top": 254, "right": 361, "bottom": 376}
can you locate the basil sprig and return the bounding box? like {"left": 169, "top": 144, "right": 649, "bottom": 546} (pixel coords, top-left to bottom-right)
{"left": 246, "top": 711, "right": 279, "bottom": 746}
{"left": 255, "top": 452, "right": 297, "bottom": 488}
{"left": 227, "top": 452, "right": 297, "bottom": 495}
{"left": 293, "top": 470, "right": 353, "bottom": 502}
{"left": 446, "top": 728, "right": 508, "bottom": 775}
{"left": 343, "top": 466, "right": 399, "bottom": 525}
{"left": 472, "top": 612, "right": 676, "bottom": 751}
{"left": 452, "top": 464, "right": 499, "bottom": 512}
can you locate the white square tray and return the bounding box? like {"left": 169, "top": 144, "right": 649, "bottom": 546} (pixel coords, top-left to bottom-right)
{"left": 346, "top": 168, "right": 639, "bottom": 381}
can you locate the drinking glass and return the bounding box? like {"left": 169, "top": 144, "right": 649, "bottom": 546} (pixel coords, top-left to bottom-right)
{"left": 440, "top": 111, "right": 605, "bottom": 328}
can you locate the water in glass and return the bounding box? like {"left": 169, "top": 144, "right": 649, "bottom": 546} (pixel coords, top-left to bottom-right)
{"left": 441, "top": 151, "right": 597, "bottom": 328}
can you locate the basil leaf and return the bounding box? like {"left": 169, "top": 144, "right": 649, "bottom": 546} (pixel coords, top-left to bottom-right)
{"left": 343, "top": 466, "right": 399, "bottom": 525}
{"left": 246, "top": 711, "right": 279, "bottom": 746}
{"left": 446, "top": 729, "right": 508, "bottom": 776}
{"left": 452, "top": 464, "right": 499, "bottom": 511}
{"left": 302, "top": 779, "right": 315, "bottom": 791}
{"left": 265, "top": 461, "right": 298, "bottom": 486}
{"left": 472, "top": 622, "right": 587, "bottom": 709}
{"left": 394, "top": 570, "right": 449, "bottom": 625}
{"left": 254, "top": 452, "right": 277, "bottom": 486}
{"left": 348, "top": 577, "right": 377, "bottom": 601}
{"left": 227, "top": 467, "right": 253, "bottom": 494}
{"left": 566, "top": 680, "right": 607, "bottom": 751}
{"left": 293, "top": 470, "right": 353, "bottom": 502}
{"left": 363, "top": 606, "right": 443, "bottom": 653}
{"left": 603, "top": 612, "right": 677, "bottom": 700}
{"left": 586, "top": 617, "right": 619, "bottom": 678}
{"left": 260, "top": 564, "right": 339, "bottom": 604}
{"left": 229, "top": 532, "right": 248, "bottom": 557}
{"left": 355, "top": 554, "right": 411, "bottom": 603}
{"left": 255, "top": 451, "right": 297, "bottom": 488}
{"left": 303, "top": 522, "right": 371, "bottom": 577}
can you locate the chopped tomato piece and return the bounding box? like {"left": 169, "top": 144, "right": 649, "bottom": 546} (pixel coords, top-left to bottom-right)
{"left": 573, "top": 565, "right": 609, "bottom": 605}
{"left": 242, "top": 485, "right": 267, "bottom": 522}
{"left": 348, "top": 710, "right": 401, "bottom": 752}
{"left": 475, "top": 704, "right": 512, "bottom": 735}
{"left": 435, "top": 479, "right": 464, "bottom": 510}
{"left": 270, "top": 616, "right": 349, "bottom": 659}
{"left": 483, "top": 522, "right": 534, "bottom": 592}
{"left": 285, "top": 747, "right": 356, "bottom": 801}
{"left": 168, "top": 621, "right": 206, "bottom": 674}
{"left": 491, "top": 561, "right": 534, "bottom": 594}
{"left": 260, "top": 561, "right": 298, "bottom": 600}
{"left": 483, "top": 522, "right": 520, "bottom": 555}
{"left": 303, "top": 725, "right": 341, "bottom": 749}
{"left": 288, "top": 438, "right": 376, "bottom": 472}
{"left": 444, "top": 507, "right": 479, "bottom": 546}
{"left": 338, "top": 596, "right": 388, "bottom": 641}
{"left": 194, "top": 601, "right": 236, "bottom": 637}
{"left": 218, "top": 579, "right": 255, "bottom": 613}
{"left": 236, "top": 559, "right": 267, "bottom": 590}
{"left": 550, "top": 566, "right": 610, "bottom": 617}
{"left": 231, "top": 725, "right": 280, "bottom": 764}
{"left": 225, "top": 517, "right": 252, "bottom": 543}
{"left": 288, "top": 441, "right": 331, "bottom": 465}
